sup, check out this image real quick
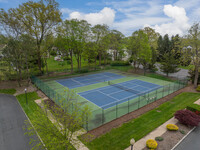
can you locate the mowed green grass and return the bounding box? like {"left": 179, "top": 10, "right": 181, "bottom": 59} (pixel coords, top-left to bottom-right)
{"left": 83, "top": 92, "right": 200, "bottom": 150}
{"left": 0, "top": 88, "right": 16, "bottom": 95}
{"left": 17, "top": 92, "right": 75, "bottom": 150}
{"left": 46, "top": 56, "right": 94, "bottom": 72}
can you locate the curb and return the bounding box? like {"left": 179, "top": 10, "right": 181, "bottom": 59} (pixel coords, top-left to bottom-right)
{"left": 16, "top": 97, "right": 47, "bottom": 150}
{"left": 171, "top": 126, "right": 196, "bottom": 150}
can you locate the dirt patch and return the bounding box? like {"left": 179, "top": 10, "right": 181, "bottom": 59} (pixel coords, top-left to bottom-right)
{"left": 0, "top": 80, "right": 46, "bottom": 98}
{"left": 81, "top": 85, "right": 198, "bottom": 142}
{"left": 142, "top": 122, "right": 193, "bottom": 150}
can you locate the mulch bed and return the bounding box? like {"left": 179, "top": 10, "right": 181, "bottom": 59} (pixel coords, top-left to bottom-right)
{"left": 81, "top": 85, "right": 198, "bottom": 142}
{"left": 143, "top": 122, "right": 193, "bottom": 150}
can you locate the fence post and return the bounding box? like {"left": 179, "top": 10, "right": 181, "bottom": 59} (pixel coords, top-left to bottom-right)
{"left": 86, "top": 113, "right": 88, "bottom": 131}
{"left": 116, "top": 102, "right": 118, "bottom": 118}
{"left": 168, "top": 84, "right": 170, "bottom": 95}
{"left": 162, "top": 86, "right": 164, "bottom": 97}
{"left": 155, "top": 89, "right": 157, "bottom": 101}
{"left": 138, "top": 96, "right": 140, "bottom": 108}
{"left": 128, "top": 99, "right": 130, "bottom": 113}
{"left": 102, "top": 109, "right": 104, "bottom": 125}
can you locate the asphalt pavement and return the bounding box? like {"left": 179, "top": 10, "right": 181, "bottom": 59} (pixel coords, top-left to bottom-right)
{"left": 174, "top": 126, "right": 200, "bottom": 150}
{"left": 0, "top": 94, "right": 40, "bottom": 150}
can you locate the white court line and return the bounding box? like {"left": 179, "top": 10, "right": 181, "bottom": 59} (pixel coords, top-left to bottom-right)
{"left": 97, "top": 89, "right": 119, "bottom": 101}
{"left": 71, "top": 78, "right": 84, "bottom": 85}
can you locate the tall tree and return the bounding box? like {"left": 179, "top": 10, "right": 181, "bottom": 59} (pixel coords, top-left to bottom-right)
{"left": 160, "top": 52, "right": 180, "bottom": 77}
{"left": 187, "top": 23, "right": 200, "bottom": 88}
{"left": 157, "top": 34, "right": 171, "bottom": 61}
{"left": 92, "top": 24, "right": 109, "bottom": 65}
{"left": 128, "top": 30, "right": 152, "bottom": 74}
{"left": 171, "top": 34, "right": 182, "bottom": 61}
{"left": 108, "top": 30, "right": 125, "bottom": 61}
{"left": 142, "top": 27, "right": 160, "bottom": 49}
{"left": 2, "top": 35, "right": 37, "bottom": 85}
{"left": 61, "top": 19, "right": 91, "bottom": 72}
{"left": 0, "top": 0, "right": 62, "bottom": 74}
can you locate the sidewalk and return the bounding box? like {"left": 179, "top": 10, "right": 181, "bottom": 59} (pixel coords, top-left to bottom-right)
{"left": 125, "top": 98, "right": 200, "bottom": 150}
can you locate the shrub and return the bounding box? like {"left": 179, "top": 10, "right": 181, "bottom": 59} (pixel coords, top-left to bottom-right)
{"left": 50, "top": 50, "right": 57, "bottom": 56}
{"left": 110, "top": 61, "right": 130, "bottom": 66}
{"left": 179, "top": 130, "right": 186, "bottom": 134}
{"left": 155, "top": 136, "right": 163, "bottom": 141}
{"left": 77, "top": 68, "right": 89, "bottom": 73}
{"left": 174, "top": 109, "right": 200, "bottom": 127}
{"left": 146, "top": 139, "right": 158, "bottom": 149}
{"left": 187, "top": 104, "right": 200, "bottom": 114}
{"left": 196, "top": 86, "right": 200, "bottom": 92}
{"left": 166, "top": 124, "right": 179, "bottom": 131}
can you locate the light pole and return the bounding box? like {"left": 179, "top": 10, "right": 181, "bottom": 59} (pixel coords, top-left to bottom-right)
{"left": 25, "top": 88, "right": 27, "bottom": 105}
{"left": 130, "top": 138, "right": 135, "bottom": 150}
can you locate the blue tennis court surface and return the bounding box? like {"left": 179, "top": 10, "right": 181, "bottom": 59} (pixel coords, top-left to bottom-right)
{"left": 78, "top": 79, "right": 162, "bottom": 109}
{"left": 56, "top": 72, "right": 124, "bottom": 89}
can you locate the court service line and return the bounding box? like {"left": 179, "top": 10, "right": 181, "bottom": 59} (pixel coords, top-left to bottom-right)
{"left": 71, "top": 78, "right": 84, "bottom": 85}
{"left": 97, "top": 90, "right": 120, "bottom": 102}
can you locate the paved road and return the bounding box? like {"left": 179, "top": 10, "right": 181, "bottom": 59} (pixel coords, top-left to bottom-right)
{"left": 155, "top": 63, "right": 189, "bottom": 79}
{"left": 174, "top": 126, "right": 200, "bottom": 150}
{"left": 0, "top": 94, "right": 39, "bottom": 150}
{"left": 137, "top": 63, "right": 189, "bottom": 79}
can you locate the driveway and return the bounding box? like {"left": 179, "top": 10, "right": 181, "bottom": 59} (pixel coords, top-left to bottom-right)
{"left": 174, "top": 126, "right": 200, "bottom": 150}
{"left": 0, "top": 94, "right": 39, "bottom": 150}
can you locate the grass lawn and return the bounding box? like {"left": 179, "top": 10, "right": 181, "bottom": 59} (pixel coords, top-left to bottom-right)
{"left": 46, "top": 56, "right": 93, "bottom": 72}
{"left": 17, "top": 92, "right": 75, "bottom": 150}
{"left": 0, "top": 88, "right": 16, "bottom": 95}
{"left": 179, "top": 65, "right": 194, "bottom": 70}
{"left": 83, "top": 92, "right": 200, "bottom": 150}
{"left": 146, "top": 73, "right": 175, "bottom": 82}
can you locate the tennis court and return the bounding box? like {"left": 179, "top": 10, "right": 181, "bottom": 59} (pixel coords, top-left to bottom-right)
{"left": 31, "top": 70, "right": 188, "bottom": 131}
{"left": 78, "top": 79, "right": 162, "bottom": 109}
{"left": 56, "top": 72, "right": 124, "bottom": 89}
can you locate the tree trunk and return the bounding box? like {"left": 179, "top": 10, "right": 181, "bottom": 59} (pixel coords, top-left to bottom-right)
{"left": 134, "top": 61, "right": 137, "bottom": 72}
{"left": 37, "top": 45, "right": 42, "bottom": 74}
{"left": 104, "top": 53, "right": 106, "bottom": 65}
{"left": 95, "top": 57, "right": 97, "bottom": 70}
{"left": 70, "top": 50, "right": 73, "bottom": 73}
{"left": 77, "top": 55, "right": 80, "bottom": 72}
{"left": 99, "top": 52, "right": 101, "bottom": 66}
{"left": 80, "top": 55, "right": 82, "bottom": 70}
{"left": 143, "top": 65, "right": 146, "bottom": 76}
{"left": 45, "top": 58, "right": 49, "bottom": 76}
{"left": 194, "top": 65, "right": 199, "bottom": 88}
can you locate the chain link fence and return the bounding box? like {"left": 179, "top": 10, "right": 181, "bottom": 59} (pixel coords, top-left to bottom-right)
{"left": 31, "top": 75, "right": 188, "bottom": 131}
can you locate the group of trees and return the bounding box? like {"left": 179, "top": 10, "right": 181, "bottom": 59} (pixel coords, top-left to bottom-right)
{"left": 1, "top": 0, "right": 200, "bottom": 87}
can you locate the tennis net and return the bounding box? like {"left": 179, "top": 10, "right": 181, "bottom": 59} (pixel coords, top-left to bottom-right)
{"left": 108, "top": 81, "right": 140, "bottom": 95}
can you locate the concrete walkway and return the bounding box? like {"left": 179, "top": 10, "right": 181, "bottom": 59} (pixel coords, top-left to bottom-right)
{"left": 35, "top": 99, "right": 89, "bottom": 150}
{"left": 125, "top": 98, "right": 200, "bottom": 150}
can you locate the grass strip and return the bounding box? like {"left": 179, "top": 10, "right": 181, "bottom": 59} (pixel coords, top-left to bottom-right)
{"left": 146, "top": 73, "right": 175, "bottom": 82}
{"left": 16, "top": 92, "right": 75, "bottom": 150}
{"left": 83, "top": 92, "right": 200, "bottom": 150}
{"left": 0, "top": 88, "right": 16, "bottom": 95}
